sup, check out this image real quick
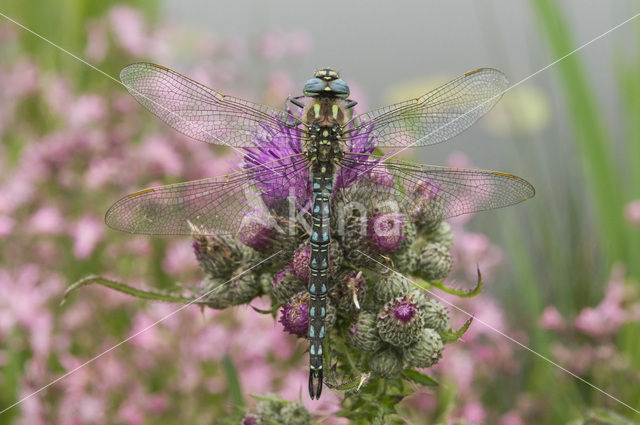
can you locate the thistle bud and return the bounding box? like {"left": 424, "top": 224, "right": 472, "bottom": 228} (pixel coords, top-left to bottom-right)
{"left": 238, "top": 215, "right": 274, "bottom": 252}
{"left": 200, "top": 273, "right": 261, "bottom": 309}
{"left": 271, "top": 267, "right": 303, "bottom": 304}
{"left": 279, "top": 291, "right": 309, "bottom": 337}
{"left": 369, "top": 273, "right": 410, "bottom": 307}
{"left": 348, "top": 312, "right": 384, "bottom": 353}
{"left": 193, "top": 235, "right": 256, "bottom": 278}
{"left": 279, "top": 401, "right": 312, "bottom": 425}
{"left": 422, "top": 298, "right": 450, "bottom": 333}
{"left": 402, "top": 328, "right": 443, "bottom": 368}
{"left": 415, "top": 242, "right": 452, "bottom": 281}
{"left": 426, "top": 221, "right": 453, "bottom": 248}
{"left": 377, "top": 295, "right": 424, "bottom": 347}
{"left": 369, "top": 347, "right": 404, "bottom": 379}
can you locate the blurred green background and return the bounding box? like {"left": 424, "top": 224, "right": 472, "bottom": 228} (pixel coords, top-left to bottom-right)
{"left": 1, "top": 1, "right": 639, "bottom": 424}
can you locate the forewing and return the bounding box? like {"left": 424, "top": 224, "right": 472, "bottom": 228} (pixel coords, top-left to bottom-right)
{"left": 336, "top": 156, "right": 534, "bottom": 222}
{"left": 120, "top": 63, "right": 305, "bottom": 148}
{"left": 345, "top": 68, "right": 508, "bottom": 148}
{"left": 105, "top": 156, "right": 311, "bottom": 236}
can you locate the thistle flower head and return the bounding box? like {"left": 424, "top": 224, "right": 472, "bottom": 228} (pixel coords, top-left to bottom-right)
{"left": 243, "top": 121, "right": 309, "bottom": 208}
{"left": 279, "top": 291, "right": 309, "bottom": 337}
{"left": 367, "top": 213, "right": 406, "bottom": 254}
{"left": 377, "top": 294, "right": 425, "bottom": 347}
{"left": 193, "top": 234, "right": 256, "bottom": 278}
{"left": 271, "top": 267, "right": 303, "bottom": 304}
{"left": 291, "top": 243, "right": 311, "bottom": 284}
{"left": 238, "top": 215, "right": 275, "bottom": 252}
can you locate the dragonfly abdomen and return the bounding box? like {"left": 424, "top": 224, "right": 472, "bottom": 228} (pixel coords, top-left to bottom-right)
{"left": 308, "top": 161, "right": 333, "bottom": 400}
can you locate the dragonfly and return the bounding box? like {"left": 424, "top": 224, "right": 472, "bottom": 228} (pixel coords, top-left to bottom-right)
{"left": 106, "top": 63, "right": 535, "bottom": 399}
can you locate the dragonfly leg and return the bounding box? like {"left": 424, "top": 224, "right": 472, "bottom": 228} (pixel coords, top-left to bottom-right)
{"left": 287, "top": 95, "right": 306, "bottom": 109}
{"left": 344, "top": 99, "right": 358, "bottom": 110}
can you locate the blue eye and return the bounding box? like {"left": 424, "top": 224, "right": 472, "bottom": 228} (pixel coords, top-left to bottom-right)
{"left": 303, "top": 78, "right": 326, "bottom": 96}
{"left": 329, "top": 79, "right": 350, "bottom": 98}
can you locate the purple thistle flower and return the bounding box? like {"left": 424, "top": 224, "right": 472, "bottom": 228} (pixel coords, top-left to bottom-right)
{"left": 392, "top": 300, "right": 417, "bottom": 322}
{"left": 243, "top": 121, "right": 310, "bottom": 208}
{"left": 335, "top": 122, "right": 377, "bottom": 190}
{"left": 241, "top": 414, "right": 259, "bottom": 425}
{"left": 291, "top": 244, "right": 310, "bottom": 284}
{"left": 237, "top": 215, "right": 274, "bottom": 252}
{"left": 279, "top": 292, "right": 309, "bottom": 337}
{"left": 367, "top": 213, "right": 406, "bottom": 254}
{"left": 377, "top": 295, "right": 424, "bottom": 347}
{"left": 415, "top": 178, "right": 442, "bottom": 200}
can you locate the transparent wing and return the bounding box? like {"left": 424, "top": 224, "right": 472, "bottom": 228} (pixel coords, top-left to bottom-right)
{"left": 120, "top": 63, "right": 306, "bottom": 148}
{"left": 335, "top": 155, "right": 534, "bottom": 222}
{"left": 105, "top": 155, "right": 311, "bottom": 236}
{"left": 344, "top": 68, "right": 508, "bottom": 148}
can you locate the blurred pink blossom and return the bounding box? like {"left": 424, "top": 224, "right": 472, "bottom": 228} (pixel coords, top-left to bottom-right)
{"left": 286, "top": 30, "right": 311, "bottom": 56}
{"left": 109, "top": 6, "right": 148, "bottom": 57}
{"left": 139, "top": 135, "right": 183, "bottom": 177}
{"left": 85, "top": 19, "right": 108, "bottom": 62}
{"left": 118, "top": 400, "right": 144, "bottom": 425}
{"left": 69, "top": 94, "right": 107, "bottom": 128}
{"left": 69, "top": 214, "right": 105, "bottom": 259}
{"left": 462, "top": 401, "right": 487, "bottom": 424}
{"left": 163, "top": 240, "right": 198, "bottom": 275}
{"left": 500, "top": 411, "right": 526, "bottom": 425}
{"left": 0, "top": 214, "right": 15, "bottom": 237}
{"left": 28, "top": 206, "right": 65, "bottom": 235}
{"left": 264, "top": 70, "right": 295, "bottom": 105}
{"left": 256, "top": 31, "right": 286, "bottom": 60}
{"left": 624, "top": 199, "right": 640, "bottom": 226}
{"left": 539, "top": 306, "right": 566, "bottom": 331}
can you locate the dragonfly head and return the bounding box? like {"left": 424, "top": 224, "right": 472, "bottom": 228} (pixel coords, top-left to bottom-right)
{"left": 304, "top": 68, "right": 350, "bottom": 99}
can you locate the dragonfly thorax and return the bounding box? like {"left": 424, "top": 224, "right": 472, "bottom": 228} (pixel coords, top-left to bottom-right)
{"left": 303, "top": 99, "right": 347, "bottom": 163}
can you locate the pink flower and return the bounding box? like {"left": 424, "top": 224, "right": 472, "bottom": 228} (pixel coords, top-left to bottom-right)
{"left": 85, "top": 19, "right": 108, "bottom": 62}
{"left": 264, "top": 70, "right": 295, "bottom": 106}
{"left": 0, "top": 214, "right": 15, "bottom": 237}
{"left": 256, "top": 31, "right": 286, "bottom": 60}
{"left": 6, "top": 59, "right": 38, "bottom": 98}
{"left": 109, "top": 5, "right": 148, "bottom": 56}
{"left": 138, "top": 136, "right": 183, "bottom": 177}
{"left": 69, "top": 94, "right": 106, "bottom": 128}
{"left": 118, "top": 400, "right": 145, "bottom": 425}
{"left": 69, "top": 214, "right": 105, "bottom": 259}
{"left": 624, "top": 200, "right": 640, "bottom": 225}
{"left": 462, "top": 401, "right": 487, "bottom": 424}
{"left": 500, "top": 411, "right": 526, "bottom": 425}
{"left": 85, "top": 157, "right": 122, "bottom": 189}
{"left": 539, "top": 306, "right": 566, "bottom": 331}
{"left": 162, "top": 240, "right": 198, "bottom": 275}
{"left": 286, "top": 30, "right": 311, "bottom": 56}
{"left": 28, "top": 206, "right": 65, "bottom": 234}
